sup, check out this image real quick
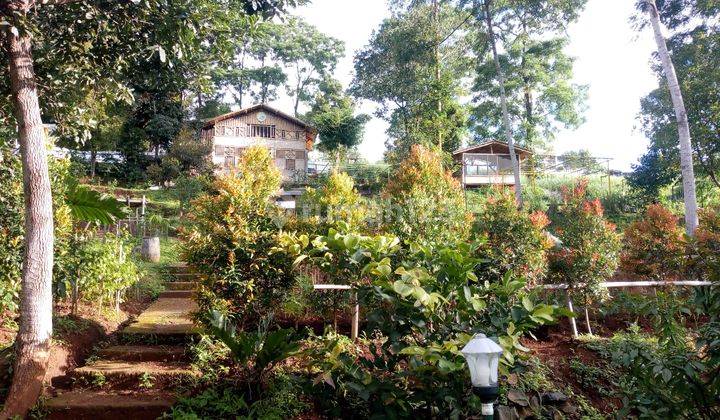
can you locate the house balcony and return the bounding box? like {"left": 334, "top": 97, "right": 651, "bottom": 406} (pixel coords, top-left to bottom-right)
{"left": 460, "top": 153, "right": 525, "bottom": 186}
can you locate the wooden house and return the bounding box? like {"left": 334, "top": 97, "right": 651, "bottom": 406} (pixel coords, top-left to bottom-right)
{"left": 452, "top": 140, "right": 533, "bottom": 187}
{"left": 201, "top": 104, "right": 317, "bottom": 180}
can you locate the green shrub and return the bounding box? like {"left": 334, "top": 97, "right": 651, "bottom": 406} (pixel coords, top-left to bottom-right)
{"left": 297, "top": 171, "right": 368, "bottom": 233}
{"left": 620, "top": 203, "right": 686, "bottom": 280}
{"left": 584, "top": 325, "right": 720, "bottom": 419}
{"left": 55, "top": 232, "right": 142, "bottom": 313}
{"left": 381, "top": 144, "right": 471, "bottom": 246}
{"left": 549, "top": 179, "right": 621, "bottom": 304}
{"left": 0, "top": 144, "right": 74, "bottom": 314}
{"left": 181, "top": 146, "right": 294, "bottom": 326}
{"left": 472, "top": 188, "right": 551, "bottom": 285}
{"left": 0, "top": 147, "right": 23, "bottom": 314}
{"left": 281, "top": 228, "right": 560, "bottom": 417}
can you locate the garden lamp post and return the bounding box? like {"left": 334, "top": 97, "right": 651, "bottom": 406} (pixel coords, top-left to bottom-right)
{"left": 461, "top": 333, "right": 503, "bottom": 419}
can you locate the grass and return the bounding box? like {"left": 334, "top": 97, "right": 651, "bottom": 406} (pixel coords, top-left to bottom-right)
{"left": 83, "top": 184, "right": 181, "bottom": 215}
{"left": 131, "top": 236, "right": 184, "bottom": 301}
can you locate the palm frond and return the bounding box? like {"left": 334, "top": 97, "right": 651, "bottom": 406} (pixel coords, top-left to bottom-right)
{"left": 65, "top": 185, "right": 127, "bottom": 225}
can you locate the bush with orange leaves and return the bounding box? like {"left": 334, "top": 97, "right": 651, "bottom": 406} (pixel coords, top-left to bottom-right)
{"left": 620, "top": 204, "right": 686, "bottom": 280}
{"left": 690, "top": 206, "right": 720, "bottom": 283}
{"left": 548, "top": 179, "right": 621, "bottom": 304}
{"left": 472, "top": 188, "right": 552, "bottom": 285}
{"left": 381, "top": 144, "right": 471, "bottom": 246}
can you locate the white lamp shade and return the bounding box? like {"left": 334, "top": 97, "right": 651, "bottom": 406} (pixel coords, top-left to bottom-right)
{"left": 461, "top": 334, "right": 503, "bottom": 388}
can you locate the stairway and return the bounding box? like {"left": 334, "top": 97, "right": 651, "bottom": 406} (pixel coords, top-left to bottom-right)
{"left": 45, "top": 263, "right": 200, "bottom": 420}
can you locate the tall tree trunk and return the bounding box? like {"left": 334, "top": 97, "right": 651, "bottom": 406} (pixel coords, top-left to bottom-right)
{"left": 293, "top": 86, "right": 300, "bottom": 117}
{"left": 646, "top": 0, "right": 698, "bottom": 235}
{"left": 433, "top": 0, "right": 442, "bottom": 149}
{"left": 90, "top": 149, "right": 97, "bottom": 180}
{"left": 0, "top": 7, "right": 55, "bottom": 418}
{"left": 482, "top": 0, "right": 523, "bottom": 207}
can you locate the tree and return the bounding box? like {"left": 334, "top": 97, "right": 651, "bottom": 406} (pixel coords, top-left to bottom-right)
{"left": 479, "top": 0, "right": 523, "bottom": 205}
{"left": 631, "top": 26, "right": 720, "bottom": 200}
{"left": 55, "top": 89, "right": 127, "bottom": 180}
{"left": 382, "top": 145, "right": 471, "bottom": 246}
{"left": 351, "top": 3, "right": 470, "bottom": 162}
{"left": 465, "top": 0, "right": 588, "bottom": 206}
{"left": 469, "top": 0, "right": 587, "bottom": 150}
{"left": 472, "top": 37, "right": 587, "bottom": 153}
{"left": 637, "top": 0, "right": 698, "bottom": 235}
{"left": 560, "top": 150, "right": 603, "bottom": 174}
{"left": 148, "top": 127, "right": 214, "bottom": 186}
{"left": 306, "top": 78, "right": 370, "bottom": 164}
{"left": 0, "top": 1, "right": 299, "bottom": 416}
{"left": 0, "top": 5, "right": 57, "bottom": 416}
{"left": 274, "top": 18, "right": 344, "bottom": 116}
{"left": 548, "top": 179, "right": 621, "bottom": 336}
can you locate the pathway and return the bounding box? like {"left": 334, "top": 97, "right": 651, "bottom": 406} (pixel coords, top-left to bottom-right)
{"left": 45, "top": 263, "right": 199, "bottom": 420}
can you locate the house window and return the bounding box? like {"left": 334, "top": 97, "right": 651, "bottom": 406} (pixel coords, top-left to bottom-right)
{"left": 250, "top": 124, "right": 276, "bottom": 138}
{"left": 285, "top": 158, "right": 296, "bottom": 171}
{"left": 224, "top": 155, "right": 236, "bottom": 169}
{"left": 465, "top": 157, "right": 495, "bottom": 176}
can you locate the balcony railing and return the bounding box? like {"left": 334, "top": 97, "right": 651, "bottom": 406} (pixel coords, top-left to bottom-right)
{"left": 213, "top": 125, "right": 305, "bottom": 140}
{"left": 462, "top": 153, "right": 526, "bottom": 176}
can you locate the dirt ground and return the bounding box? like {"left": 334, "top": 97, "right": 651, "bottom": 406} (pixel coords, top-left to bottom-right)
{"left": 0, "top": 293, "right": 155, "bottom": 404}
{"left": 522, "top": 322, "right": 622, "bottom": 414}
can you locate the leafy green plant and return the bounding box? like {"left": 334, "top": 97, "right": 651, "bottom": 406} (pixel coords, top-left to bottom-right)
{"left": 548, "top": 179, "right": 622, "bottom": 334}
{"left": 64, "top": 184, "right": 127, "bottom": 225}
{"left": 138, "top": 372, "right": 155, "bottom": 389}
{"left": 281, "top": 227, "right": 561, "bottom": 416}
{"left": 0, "top": 145, "right": 75, "bottom": 315}
{"left": 90, "top": 372, "right": 107, "bottom": 388}
{"left": 55, "top": 232, "right": 142, "bottom": 314}
{"left": 381, "top": 144, "right": 471, "bottom": 246}
{"left": 297, "top": 171, "right": 368, "bottom": 233}
{"left": 206, "top": 310, "right": 299, "bottom": 378}
{"left": 690, "top": 206, "right": 720, "bottom": 283}
{"left": 164, "top": 387, "right": 249, "bottom": 420}
{"left": 578, "top": 321, "right": 720, "bottom": 419}
{"left": 182, "top": 146, "right": 295, "bottom": 326}
{"left": 472, "top": 188, "right": 551, "bottom": 285}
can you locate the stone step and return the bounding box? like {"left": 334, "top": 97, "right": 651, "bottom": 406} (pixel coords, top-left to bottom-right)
{"left": 158, "top": 290, "right": 193, "bottom": 298}
{"left": 167, "top": 272, "right": 198, "bottom": 281}
{"left": 72, "top": 360, "right": 198, "bottom": 387}
{"left": 45, "top": 390, "right": 174, "bottom": 420}
{"left": 165, "top": 263, "right": 194, "bottom": 275}
{"left": 122, "top": 297, "right": 199, "bottom": 337}
{"left": 97, "top": 345, "right": 188, "bottom": 362}
{"left": 164, "top": 282, "right": 195, "bottom": 291}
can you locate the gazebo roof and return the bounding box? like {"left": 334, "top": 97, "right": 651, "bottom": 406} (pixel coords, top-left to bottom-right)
{"left": 452, "top": 140, "right": 533, "bottom": 156}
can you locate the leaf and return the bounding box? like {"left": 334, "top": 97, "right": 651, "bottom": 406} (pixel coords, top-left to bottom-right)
{"left": 157, "top": 45, "right": 167, "bottom": 63}
{"left": 531, "top": 305, "right": 555, "bottom": 322}
{"left": 392, "top": 280, "right": 414, "bottom": 297}
{"left": 343, "top": 234, "right": 360, "bottom": 250}
{"left": 65, "top": 185, "right": 126, "bottom": 225}
{"left": 522, "top": 296, "right": 534, "bottom": 312}
{"left": 292, "top": 255, "right": 308, "bottom": 267}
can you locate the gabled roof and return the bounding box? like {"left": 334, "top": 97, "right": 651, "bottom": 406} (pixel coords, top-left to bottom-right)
{"left": 202, "top": 103, "right": 317, "bottom": 133}
{"left": 452, "top": 140, "right": 533, "bottom": 156}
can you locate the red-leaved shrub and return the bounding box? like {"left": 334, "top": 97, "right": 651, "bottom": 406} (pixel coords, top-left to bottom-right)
{"left": 620, "top": 203, "right": 686, "bottom": 280}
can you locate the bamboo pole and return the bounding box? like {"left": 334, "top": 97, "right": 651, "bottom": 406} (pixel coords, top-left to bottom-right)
{"left": 566, "top": 291, "right": 579, "bottom": 339}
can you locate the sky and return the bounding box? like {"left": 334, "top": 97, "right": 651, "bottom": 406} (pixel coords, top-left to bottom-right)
{"left": 269, "top": 0, "right": 661, "bottom": 171}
